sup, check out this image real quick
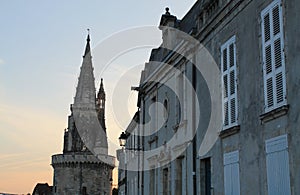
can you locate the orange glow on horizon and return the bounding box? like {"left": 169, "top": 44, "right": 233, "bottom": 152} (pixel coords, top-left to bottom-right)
{"left": 0, "top": 102, "right": 120, "bottom": 194}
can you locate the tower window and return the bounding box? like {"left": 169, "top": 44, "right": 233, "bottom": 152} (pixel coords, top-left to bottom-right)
{"left": 100, "top": 99, "right": 104, "bottom": 108}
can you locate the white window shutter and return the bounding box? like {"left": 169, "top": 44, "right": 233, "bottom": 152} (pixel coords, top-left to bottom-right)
{"left": 231, "top": 163, "right": 240, "bottom": 195}
{"left": 224, "top": 164, "right": 232, "bottom": 195}
{"left": 265, "top": 135, "right": 291, "bottom": 195}
{"left": 221, "top": 36, "right": 238, "bottom": 129}
{"left": 224, "top": 151, "right": 240, "bottom": 195}
{"left": 222, "top": 47, "right": 229, "bottom": 126}
{"left": 262, "top": 0, "right": 286, "bottom": 112}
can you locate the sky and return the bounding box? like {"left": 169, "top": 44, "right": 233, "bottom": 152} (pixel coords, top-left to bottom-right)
{"left": 0, "top": 1, "right": 195, "bottom": 194}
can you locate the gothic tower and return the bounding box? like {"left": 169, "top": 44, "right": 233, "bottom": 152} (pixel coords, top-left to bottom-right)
{"left": 51, "top": 33, "right": 115, "bottom": 195}
{"left": 96, "top": 78, "right": 106, "bottom": 133}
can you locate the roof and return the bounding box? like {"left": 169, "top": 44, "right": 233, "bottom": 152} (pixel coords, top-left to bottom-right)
{"left": 32, "top": 183, "right": 52, "bottom": 195}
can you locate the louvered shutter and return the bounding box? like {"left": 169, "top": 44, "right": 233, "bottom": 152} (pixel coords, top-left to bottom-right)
{"left": 261, "top": 0, "right": 286, "bottom": 112}
{"left": 266, "top": 135, "right": 291, "bottom": 195}
{"left": 221, "top": 36, "right": 238, "bottom": 129}
{"left": 224, "top": 151, "right": 240, "bottom": 195}
{"left": 224, "top": 163, "right": 232, "bottom": 195}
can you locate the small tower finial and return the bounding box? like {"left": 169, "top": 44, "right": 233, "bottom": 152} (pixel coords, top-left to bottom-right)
{"left": 165, "top": 7, "right": 170, "bottom": 15}
{"left": 83, "top": 29, "right": 91, "bottom": 57}
{"left": 100, "top": 78, "right": 104, "bottom": 90}
{"left": 87, "top": 29, "right": 90, "bottom": 42}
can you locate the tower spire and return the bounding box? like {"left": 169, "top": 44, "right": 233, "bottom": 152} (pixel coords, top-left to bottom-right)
{"left": 97, "top": 78, "right": 106, "bottom": 132}
{"left": 72, "top": 33, "right": 108, "bottom": 155}
{"left": 74, "top": 31, "right": 96, "bottom": 107}
{"left": 99, "top": 78, "right": 104, "bottom": 93}
{"left": 84, "top": 29, "right": 91, "bottom": 57}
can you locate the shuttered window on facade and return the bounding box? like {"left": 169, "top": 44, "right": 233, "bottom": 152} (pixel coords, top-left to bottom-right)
{"left": 223, "top": 150, "right": 240, "bottom": 195}
{"left": 176, "top": 70, "right": 184, "bottom": 124}
{"left": 221, "top": 36, "right": 238, "bottom": 129}
{"left": 261, "top": 0, "right": 287, "bottom": 112}
{"left": 265, "top": 134, "right": 291, "bottom": 195}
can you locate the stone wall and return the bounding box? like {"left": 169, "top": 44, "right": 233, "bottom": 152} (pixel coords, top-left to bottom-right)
{"left": 52, "top": 154, "right": 114, "bottom": 195}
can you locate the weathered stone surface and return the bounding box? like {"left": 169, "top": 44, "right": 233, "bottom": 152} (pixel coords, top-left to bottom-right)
{"left": 51, "top": 34, "right": 115, "bottom": 195}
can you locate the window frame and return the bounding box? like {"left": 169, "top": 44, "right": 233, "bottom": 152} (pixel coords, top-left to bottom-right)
{"left": 261, "top": 0, "right": 287, "bottom": 113}
{"left": 200, "top": 157, "right": 212, "bottom": 195}
{"left": 221, "top": 35, "right": 238, "bottom": 130}
{"left": 176, "top": 69, "right": 185, "bottom": 124}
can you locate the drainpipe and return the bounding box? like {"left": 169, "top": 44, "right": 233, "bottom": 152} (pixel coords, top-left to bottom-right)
{"left": 192, "top": 55, "right": 197, "bottom": 195}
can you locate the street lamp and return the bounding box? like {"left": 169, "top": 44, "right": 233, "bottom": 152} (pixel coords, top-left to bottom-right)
{"left": 118, "top": 132, "right": 127, "bottom": 147}
{"left": 118, "top": 131, "right": 129, "bottom": 195}
{"left": 118, "top": 131, "right": 142, "bottom": 195}
{"left": 119, "top": 132, "right": 142, "bottom": 151}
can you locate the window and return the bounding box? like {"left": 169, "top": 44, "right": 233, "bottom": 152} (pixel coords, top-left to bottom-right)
{"left": 82, "top": 186, "right": 87, "bottom": 195}
{"left": 163, "top": 168, "right": 170, "bottom": 195}
{"left": 150, "top": 96, "right": 157, "bottom": 133}
{"left": 265, "top": 135, "right": 291, "bottom": 195}
{"left": 175, "top": 158, "right": 183, "bottom": 195}
{"left": 221, "top": 36, "right": 238, "bottom": 129}
{"left": 261, "top": 0, "right": 286, "bottom": 112}
{"left": 100, "top": 99, "right": 104, "bottom": 108}
{"left": 131, "top": 179, "right": 134, "bottom": 195}
{"left": 134, "top": 176, "right": 138, "bottom": 195}
{"left": 150, "top": 168, "right": 156, "bottom": 195}
{"left": 224, "top": 151, "right": 240, "bottom": 195}
{"left": 200, "top": 158, "right": 211, "bottom": 195}
{"left": 176, "top": 72, "right": 184, "bottom": 124}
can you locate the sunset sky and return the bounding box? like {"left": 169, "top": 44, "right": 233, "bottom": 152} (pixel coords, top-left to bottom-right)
{"left": 0, "top": 1, "right": 195, "bottom": 193}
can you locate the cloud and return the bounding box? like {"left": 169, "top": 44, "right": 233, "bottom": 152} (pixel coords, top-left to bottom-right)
{"left": 0, "top": 58, "right": 4, "bottom": 65}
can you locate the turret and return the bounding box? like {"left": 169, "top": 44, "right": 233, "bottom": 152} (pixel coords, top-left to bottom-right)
{"left": 96, "top": 78, "right": 106, "bottom": 132}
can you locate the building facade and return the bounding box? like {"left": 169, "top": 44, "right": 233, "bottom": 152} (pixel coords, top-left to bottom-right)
{"left": 120, "top": 0, "right": 300, "bottom": 194}
{"left": 117, "top": 112, "right": 141, "bottom": 195}
{"left": 51, "top": 34, "right": 115, "bottom": 195}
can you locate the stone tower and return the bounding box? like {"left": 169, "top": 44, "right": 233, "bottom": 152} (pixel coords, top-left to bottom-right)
{"left": 51, "top": 33, "right": 115, "bottom": 195}
{"left": 97, "top": 78, "right": 106, "bottom": 133}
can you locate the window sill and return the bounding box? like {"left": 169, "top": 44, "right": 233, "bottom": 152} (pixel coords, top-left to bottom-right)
{"left": 219, "top": 125, "right": 240, "bottom": 139}
{"left": 260, "top": 105, "right": 289, "bottom": 123}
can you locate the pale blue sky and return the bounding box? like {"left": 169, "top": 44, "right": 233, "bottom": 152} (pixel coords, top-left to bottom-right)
{"left": 0, "top": 1, "right": 195, "bottom": 193}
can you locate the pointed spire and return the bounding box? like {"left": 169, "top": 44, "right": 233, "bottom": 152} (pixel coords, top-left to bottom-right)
{"left": 99, "top": 78, "right": 104, "bottom": 93}
{"left": 83, "top": 29, "right": 91, "bottom": 57}
{"left": 71, "top": 32, "right": 109, "bottom": 155}
{"left": 96, "top": 78, "right": 106, "bottom": 133}
{"left": 97, "top": 78, "right": 106, "bottom": 101}
{"left": 74, "top": 31, "right": 96, "bottom": 107}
